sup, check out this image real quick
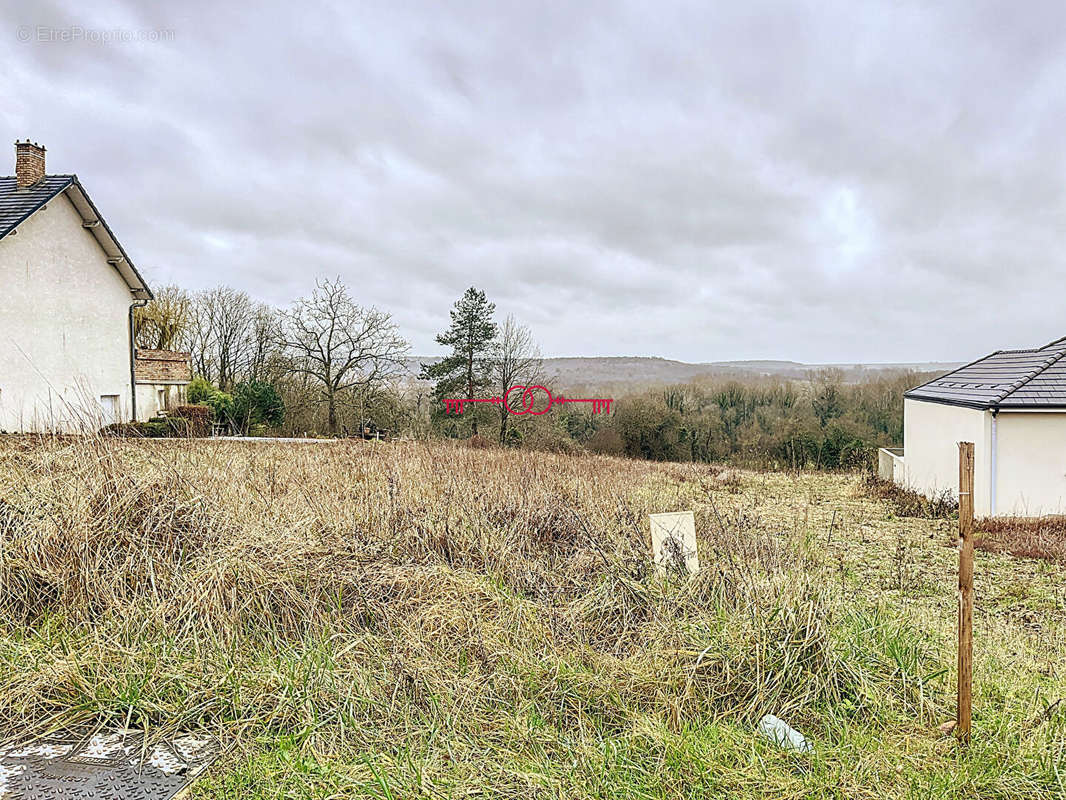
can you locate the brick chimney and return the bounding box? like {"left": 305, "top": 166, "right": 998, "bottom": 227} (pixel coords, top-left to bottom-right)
{"left": 15, "top": 140, "right": 46, "bottom": 188}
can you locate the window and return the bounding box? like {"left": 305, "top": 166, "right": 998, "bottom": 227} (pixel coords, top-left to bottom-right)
{"left": 158, "top": 388, "right": 168, "bottom": 411}
{"left": 99, "top": 395, "right": 120, "bottom": 426}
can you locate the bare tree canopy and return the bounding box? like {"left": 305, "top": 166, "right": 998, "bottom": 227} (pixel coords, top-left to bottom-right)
{"left": 134, "top": 285, "right": 191, "bottom": 350}
{"left": 276, "top": 277, "right": 409, "bottom": 433}
{"left": 184, "top": 287, "right": 277, "bottom": 389}
{"left": 490, "top": 315, "right": 543, "bottom": 444}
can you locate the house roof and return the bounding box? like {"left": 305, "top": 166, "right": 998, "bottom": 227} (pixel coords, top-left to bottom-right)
{"left": 0, "top": 174, "right": 152, "bottom": 300}
{"left": 905, "top": 336, "right": 1066, "bottom": 410}
{"left": 134, "top": 349, "right": 192, "bottom": 384}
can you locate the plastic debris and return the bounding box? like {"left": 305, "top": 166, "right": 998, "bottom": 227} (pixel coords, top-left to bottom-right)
{"left": 758, "top": 714, "right": 813, "bottom": 752}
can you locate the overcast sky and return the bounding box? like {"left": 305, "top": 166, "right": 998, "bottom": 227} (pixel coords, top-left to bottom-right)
{"left": 3, "top": 1, "right": 1065, "bottom": 363}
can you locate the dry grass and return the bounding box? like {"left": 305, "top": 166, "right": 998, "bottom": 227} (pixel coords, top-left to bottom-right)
{"left": 0, "top": 437, "right": 1062, "bottom": 798}
{"left": 978, "top": 516, "right": 1066, "bottom": 564}
{"left": 859, "top": 473, "right": 958, "bottom": 520}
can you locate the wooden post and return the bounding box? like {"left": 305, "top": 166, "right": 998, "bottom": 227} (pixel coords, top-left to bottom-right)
{"left": 957, "top": 441, "right": 975, "bottom": 744}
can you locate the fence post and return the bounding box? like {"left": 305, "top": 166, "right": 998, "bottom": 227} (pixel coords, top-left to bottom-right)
{"left": 957, "top": 441, "right": 975, "bottom": 744}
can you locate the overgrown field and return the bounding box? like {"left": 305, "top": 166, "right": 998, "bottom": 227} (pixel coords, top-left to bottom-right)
{"left": 0, "top": 438, "right": 1063, "bottom": 798}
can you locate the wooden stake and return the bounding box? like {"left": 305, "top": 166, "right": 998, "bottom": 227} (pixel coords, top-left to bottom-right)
{"left": 957, "top": 441, "right": 975, "bottom": 744}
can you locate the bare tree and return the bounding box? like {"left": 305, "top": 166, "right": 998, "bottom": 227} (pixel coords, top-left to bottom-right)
{"left": 276, "top": 278, "right": 409, "bottom": 434}
{"left": 134, "top": 285, "right": 191, "bottom": 350}
{"left": 184, "top": 287, "right": 277, "bottom": 389}
{"left": 811, "top": 367, "right": 845, "bottom": 427}
{"left": 248, "top": 305, "right": 282, "bottom": 382}
{"left": 490, "top": 315, "right": 543, "bottom": 445}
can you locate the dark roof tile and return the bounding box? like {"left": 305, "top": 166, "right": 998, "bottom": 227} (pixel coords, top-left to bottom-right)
{"left": 0, "top": 174, "right": 151, "bottom": 299}
{"left": 906, "top": 339, "right": 1066, "bottom": 409}
{"left": 0, "top": 174, "right": 74, "bottom": 236}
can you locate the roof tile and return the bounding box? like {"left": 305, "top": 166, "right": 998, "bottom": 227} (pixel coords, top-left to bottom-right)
{"left": 905, "top": 339, "right": 1066, "bottom": 409}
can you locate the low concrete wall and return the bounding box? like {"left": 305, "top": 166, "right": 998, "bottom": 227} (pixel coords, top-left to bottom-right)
{"left": 878, "top": 448, "right": 905, "bottom": 482}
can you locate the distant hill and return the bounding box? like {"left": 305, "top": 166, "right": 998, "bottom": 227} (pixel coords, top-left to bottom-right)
{"left": 404, "top": 356, "right": 960, "bottom": 390}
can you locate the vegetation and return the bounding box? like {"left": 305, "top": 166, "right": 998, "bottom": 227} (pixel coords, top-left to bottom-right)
{"left": 188, "top": 376, "right": 235, "bottom": 423}
{"left": 565, "top": 370, "right": 926, "bottom": 469}
{"left": 420, "top": 287, "right": 499, "bottom": 437}
{"left": 134, "top": 282, "right": 927, "bottom": 468}
{"left": 0, "top": 437, "right": 1062, "bottom": 798}
{"left": 861, "top": 473, "right": 958, "bottom": 520}
{"left": 133, "top": 280, "right": 410, "bottom": 438}
{"left": 490, "top": 314, "right": 544, "bottom": 445}
{"left": 977, "top": 516, "right": 1066, "bottom": 564}
{"left": 102, "top": 417, "right": 190, "bottom": 438}
{"left": 276, "top": 278, "right": 408, "bottom": 435}
{"left": 175, "top": 404, "right": 214, "bottom": 437}
{"left": 232, "top": 381, "right": 285, "bottom": 434}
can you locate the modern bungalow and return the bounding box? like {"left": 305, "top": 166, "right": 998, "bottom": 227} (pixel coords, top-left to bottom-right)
{"left": 0, "top": 140, "right": 180, "bottom": 432}
{"left": 883, "top": 336, "right": 1066, "bottom": 518}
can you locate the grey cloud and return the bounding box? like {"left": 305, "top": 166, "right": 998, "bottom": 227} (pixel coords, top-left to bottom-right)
{"left": 3, "top": 0, "right": 1065, "bottom": 363}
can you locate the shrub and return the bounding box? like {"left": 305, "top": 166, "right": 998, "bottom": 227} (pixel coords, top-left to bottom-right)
{"left": 186, "top": 378, "right": 234, "bottom": 427}
{"left": 101, "top": 422, "right": 153, "bottom": 438}
{"left": 586, "top": 428, "right": 625, "bottom": 456}
{"left": 186, "top": 377, "right": 216, "bottom": 405}
{"left": 205, "top": 392, "right": 234, "bottom": 423}
{"left": 100, "top": 419, "right": 189, "bottom": 438}
{"left": 232, "top": 381, "right": 285, "bottom": 434}
{"left": 175, "top": 404, "right": 213, "bottom": 437}
{"left": 977, "top": 516, "right": 1066, "bottom": 564}
{"left": 148, "top": 416, "right": 191, "bottom": 438}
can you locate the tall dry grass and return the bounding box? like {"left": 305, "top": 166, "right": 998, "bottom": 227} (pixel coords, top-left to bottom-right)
{"left": 0, "top": 437, "right": 1058, "bottom": 797}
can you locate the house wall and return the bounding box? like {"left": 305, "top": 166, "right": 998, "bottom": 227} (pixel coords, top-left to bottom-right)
{"left": 0, "top": 193, "right": 134, "bottom": 432}
{"left": 903, "top": 398, "right": 992, "bottom": 515}
{"left": 135, "top": 383, "right": 187, "bottom": 422}
{"left": 993, "top": 412, "right": 1066, "bottom": 516}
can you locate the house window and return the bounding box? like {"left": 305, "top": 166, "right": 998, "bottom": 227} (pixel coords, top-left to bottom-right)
{"left": 158, "top": 388, "right": 168, "bottom": 411}
{"left": 100, "top": 395, "right": 120, "bottom": 426}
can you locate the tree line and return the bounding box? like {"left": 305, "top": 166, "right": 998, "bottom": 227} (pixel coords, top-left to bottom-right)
{"left": 135, "top": 278, "right": 409, "bottom": 436}
{"left": 136, "top": 280, "right": 921, "bottom": 467}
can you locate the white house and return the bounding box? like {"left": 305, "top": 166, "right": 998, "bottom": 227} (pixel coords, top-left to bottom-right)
{"left": 0, "top": 140, "right": 153, "bottom": 432}
{"left": 886, "top": 336, "right": 1066, "bottom": 518}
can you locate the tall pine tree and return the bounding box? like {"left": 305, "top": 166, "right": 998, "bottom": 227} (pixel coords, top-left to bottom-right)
{"left": 421, "top": 287, "right": 498, "bottom": 434}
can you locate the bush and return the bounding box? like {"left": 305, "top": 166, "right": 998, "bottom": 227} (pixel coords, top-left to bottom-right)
{"left": 232, "top": 381, "right": 285, "bottom": 434}
{"left": 586, "top": 428, "right": 625, "bottom": 456}
{"left": 977, "top": 517, "right": 1066, "bottom": 564}
{"left": 101, "top": 422, "right": 153, "bottom": 438}
{"left": 186, "top": 378, "right": 234, "bottom": 428}
{"left": 100, "top": 418, "right": 189, "bottom": 438}
{"left": 205, "top": 392, "right": 234, "bottom": 424}
{"left": 186, "top": 377, "right": 215, "bottom": 405}
{"left": 175, "top": 404, "right": 213, "bottom": 437}
{"left": 148, "top": 416, "right": 191, "bottom": 438}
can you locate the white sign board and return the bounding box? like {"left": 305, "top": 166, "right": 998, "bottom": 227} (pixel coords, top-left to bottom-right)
{"left": 649, "top": 511, "right": 699, "bottom": 575}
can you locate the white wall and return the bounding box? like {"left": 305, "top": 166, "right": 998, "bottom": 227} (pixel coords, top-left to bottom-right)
{"left": 135, "top": 383, "right": 186, "bottom": 422}
{"left": 878, "top": 448, "right": 905, "bottom": 482}
{"left": 0, "top": 192, "right": 134, "bottom": 432}
{"left": 903, "top": 398, "right": 992, "bottom": 515}
{"left": 993, "top": 412, "right": 1066, "bottom": 516}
